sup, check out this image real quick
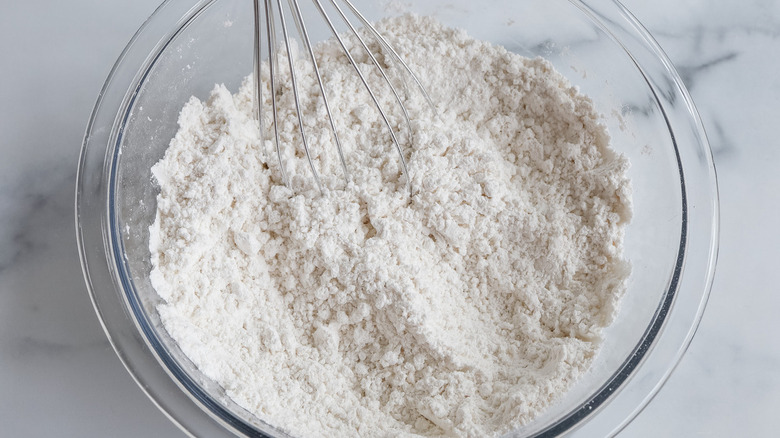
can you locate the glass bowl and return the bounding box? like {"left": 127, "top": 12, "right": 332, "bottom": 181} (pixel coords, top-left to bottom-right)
{"left": 75, "top": 0, "right": 719, "bottom": 436}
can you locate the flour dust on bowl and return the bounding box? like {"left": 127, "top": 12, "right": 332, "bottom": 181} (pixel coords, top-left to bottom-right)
{"left": 75, "top": 0, "right": 718, "bottom": 437}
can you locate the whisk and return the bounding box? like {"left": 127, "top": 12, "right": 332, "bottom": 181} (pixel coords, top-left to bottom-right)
{"left": 252, "top": 0, "right": 435, "bottom": 195}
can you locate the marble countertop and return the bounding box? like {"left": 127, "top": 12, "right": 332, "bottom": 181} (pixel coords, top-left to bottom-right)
{"left": 1, "top": 0, "right": 776, "bottom": 436}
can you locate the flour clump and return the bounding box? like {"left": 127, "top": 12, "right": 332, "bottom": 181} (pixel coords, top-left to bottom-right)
{"left": 149, "top": 15, "right": 632, "bottom": 438}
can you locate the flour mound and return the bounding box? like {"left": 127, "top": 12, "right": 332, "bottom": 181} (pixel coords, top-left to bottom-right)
{"left": 149, "top": 15, "right": 632, "bottom": 438}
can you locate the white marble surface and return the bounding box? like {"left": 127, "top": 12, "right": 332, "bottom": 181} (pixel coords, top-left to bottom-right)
{"left": 1, "top": 0, "right": 777, "bottom": 436}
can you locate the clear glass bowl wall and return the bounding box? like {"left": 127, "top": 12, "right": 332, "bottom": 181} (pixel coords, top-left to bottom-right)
{"left": 76, "top": 0, "right": 718, "bottom": 437}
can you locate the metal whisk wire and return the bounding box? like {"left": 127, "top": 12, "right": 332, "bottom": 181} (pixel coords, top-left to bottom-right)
{"left": 252, "top": 0, "right": 436, "bottom": 196}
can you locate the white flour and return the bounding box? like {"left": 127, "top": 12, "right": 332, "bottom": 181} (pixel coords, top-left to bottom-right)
{"left": 149, "top": 15, "right": 631, "bottom": 438}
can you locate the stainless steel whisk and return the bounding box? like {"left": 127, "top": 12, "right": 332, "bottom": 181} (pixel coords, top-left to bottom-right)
{"left": 252, "top": 0, "right": 435, "bottom": 195}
